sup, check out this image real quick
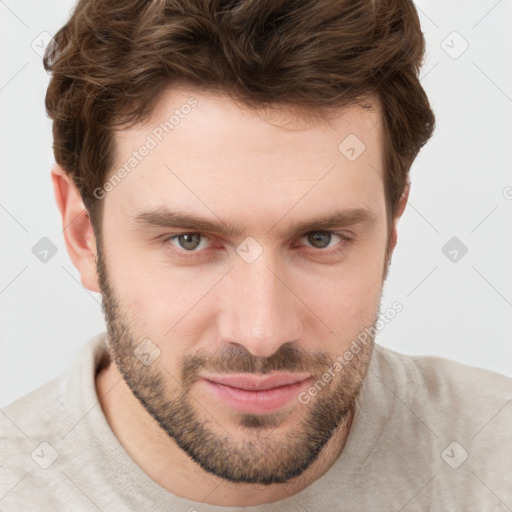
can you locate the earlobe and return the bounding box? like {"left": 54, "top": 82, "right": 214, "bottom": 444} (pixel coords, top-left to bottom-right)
{"left": 51, "top": 165, "right": 101, "bottom": 293}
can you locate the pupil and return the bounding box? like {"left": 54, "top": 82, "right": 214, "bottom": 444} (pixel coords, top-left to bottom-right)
{"left": 180, "top": 234, "right": 200, "bottom": 250}
{"left": 309, "top": 232, "right": 330, "bottom": 249}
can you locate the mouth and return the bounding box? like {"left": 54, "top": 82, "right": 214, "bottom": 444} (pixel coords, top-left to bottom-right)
{"left": 199, "top": 373, "right": 313, "bottom": 414}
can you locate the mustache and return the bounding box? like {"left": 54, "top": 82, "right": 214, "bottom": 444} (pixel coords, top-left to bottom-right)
{"left": 180, "top": 343, "right": 332, "bottom": 389}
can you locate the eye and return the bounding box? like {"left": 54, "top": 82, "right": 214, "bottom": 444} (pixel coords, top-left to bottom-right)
{"left": 295, "top": 231, "right": 350, "bottom": 251}
{"left": 160, "top": 230, "right": 352, "bottom": 260}
{"left": 166, "top": 233, "right": 211, "bottom": 252}
{"left": 302, "top": 231, "right": 342, "bottom": 249}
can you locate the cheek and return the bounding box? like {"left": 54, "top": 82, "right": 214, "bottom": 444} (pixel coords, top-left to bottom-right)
{"left": 301, "top": 269, "right": 382, "bottom": 328}
{"left": 107, "top": 255, "right": 221, "bottom": 348}
{"left": 292, "top": 242, "right": 386, "bottom": 336}
{"left": 99, "top": 242, "right": 168, "bottom": 335}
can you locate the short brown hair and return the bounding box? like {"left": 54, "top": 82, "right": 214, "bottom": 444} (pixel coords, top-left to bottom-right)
{"left": 44, "top": 0, "right": 435, "bottom": 235}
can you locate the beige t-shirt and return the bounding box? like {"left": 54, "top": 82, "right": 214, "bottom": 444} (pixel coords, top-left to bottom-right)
{"left": 1, "top": 332, "right": 511, "bottom": 511}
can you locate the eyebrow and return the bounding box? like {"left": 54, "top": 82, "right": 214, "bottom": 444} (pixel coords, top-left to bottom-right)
{"left": 132, "top": 207, "right": 377, "bottom": 240}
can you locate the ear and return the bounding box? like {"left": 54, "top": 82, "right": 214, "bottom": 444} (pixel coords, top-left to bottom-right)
{"left": 387, "top": 182, "right": 410, "bottom": 259}
{"left": 51, "top": 165, "right": 100, "bottom": 292}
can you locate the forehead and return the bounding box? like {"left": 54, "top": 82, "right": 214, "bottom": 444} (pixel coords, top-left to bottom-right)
{"left": 107, "top": 86, "right": 385, "bottom": 230}
{"left": 136, "top": 85, "right": 382, "bottom": 158}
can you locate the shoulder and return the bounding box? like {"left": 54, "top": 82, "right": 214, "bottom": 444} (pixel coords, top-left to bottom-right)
{"left": 0, "top": 375, "right": 75, "bottom": 509}
{"left": 0, "top": 334, "right": 108, "bottom": 508}
{"left": 0, "top": 374, "right": 72, "bottom": 452}
{"left": 0, "top": 333, "right": 108, "bottom": 449}
{"left": 368, "top": 343, "right": 512, "bottom": 446}
{"left": 372, "top": 343, "right": 512, "bottom": 406}
{"left": 364, "top": 345, "right": 512, "bottom": 506}
{"left": 1, "top": 375, "right": 68, "bottom": 436}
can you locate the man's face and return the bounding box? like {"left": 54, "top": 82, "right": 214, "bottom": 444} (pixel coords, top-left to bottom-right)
{"left": 95, "top": 87, "right": 389, "bottom": 484}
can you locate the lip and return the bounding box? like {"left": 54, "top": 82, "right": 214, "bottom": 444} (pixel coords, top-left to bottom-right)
{"left": 199, "top": 373, "right": 313, "bottom": 414}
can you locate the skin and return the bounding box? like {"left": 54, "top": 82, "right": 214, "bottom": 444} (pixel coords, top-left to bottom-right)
{"left": 52, "top": 85, "right": 409, "bottom": 506}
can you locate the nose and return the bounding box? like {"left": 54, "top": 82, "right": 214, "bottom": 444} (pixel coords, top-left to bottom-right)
{"left": 217, "top": 253, "right": 303, "bottom": 358}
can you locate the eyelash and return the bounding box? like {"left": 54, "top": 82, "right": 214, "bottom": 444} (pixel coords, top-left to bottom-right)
{"left": 159, "top": 231, "right": 353, "bottom": 260}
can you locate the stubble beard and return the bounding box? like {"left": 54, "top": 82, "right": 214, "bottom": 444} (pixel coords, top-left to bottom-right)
{"left": 95, "top": 238, "right": 376, "bottom": 485}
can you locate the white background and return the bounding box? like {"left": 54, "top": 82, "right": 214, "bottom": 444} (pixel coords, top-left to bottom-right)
{"left": 1, "top": 0, "right": 511, "bottom": 408}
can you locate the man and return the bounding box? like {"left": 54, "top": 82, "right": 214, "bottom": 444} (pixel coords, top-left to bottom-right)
{"left": 1, "top": 0, "right": 511, "bottom": 510}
